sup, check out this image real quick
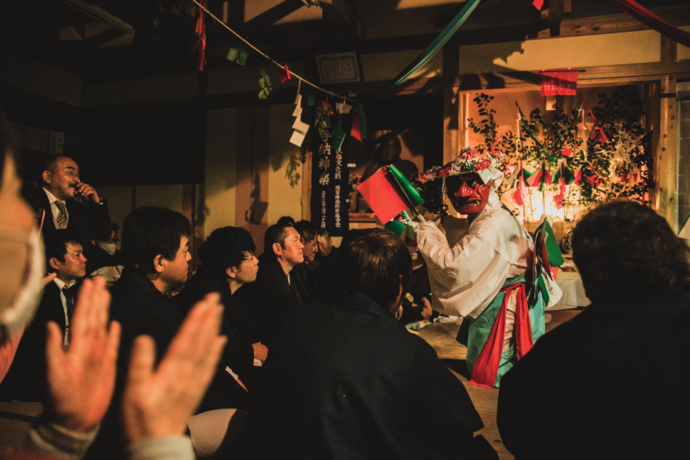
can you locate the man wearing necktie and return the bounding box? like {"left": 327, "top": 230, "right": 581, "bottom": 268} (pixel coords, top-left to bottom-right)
{"left": 22, "top": 155, "right": 111, "bottom": 260}
{"left": 0, "top": 229, "right": 87, "bottom": 402}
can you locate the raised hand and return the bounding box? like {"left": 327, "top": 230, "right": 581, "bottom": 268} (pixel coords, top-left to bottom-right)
{"left": 44, "top": 276, "right": 121, "bottom": 433}
{"left": 74, "top": 181, "right": 100, "bottom": 204}
{"left": 122, "top": 293, "right": 226, "bottom": 443}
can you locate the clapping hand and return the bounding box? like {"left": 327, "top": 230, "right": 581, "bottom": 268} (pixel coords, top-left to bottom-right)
{"left": 122, "top": 293, "right": 226, "bottom": 443}
{"left": 44, "top": 277, "right": 121, "bottom": 433}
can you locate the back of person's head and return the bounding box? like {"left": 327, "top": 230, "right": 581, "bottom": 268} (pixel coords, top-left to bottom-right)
{"left": 44, "top": 229, "right": 82, "bottom": 272}
{"left": 263, "top": 221, "right": 295, "bottom": 257}
{"left": 295, "top": 220, "right": 317, "bottom": 243}
{"left": 334, "top": 228, "right": 412, "bottom": 310}
{"left": 198, "top": 226, "right": 255, "bottom": 277}
{"left": 572, "top": 199, "right": 690, "bottom": 302}
{"left": 122, "top": 206, "right": 191, "bottom": 275}
{"left": 276, "top": 215, "right": 296, "bottom": 227}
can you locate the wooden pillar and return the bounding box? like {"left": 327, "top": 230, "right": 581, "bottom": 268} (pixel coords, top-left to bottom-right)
{"left": 443, "top": 39, "right": 460, "bottom": 165}
{"left": 301, "top": 149, "right": 312, "bottom": 221}
{"left": 655, "top": 75, "right": 677, "bottom": 230}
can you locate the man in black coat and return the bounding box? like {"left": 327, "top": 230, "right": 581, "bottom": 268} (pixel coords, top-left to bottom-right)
{"left": 0, "top": 229, "right": 87, "bottom": 402}
{"left": 109, "top": 206, "right": 246, "bottom": 412}
{"left": 249, "top": 220, "right": 307, "bottom": 347}
{"left": 22, "top": 155, "right": 111, "bottom": 256}
{"left": 88, "top": 207, "right": 245, "bottom": 459}
{"left": 240, "top": 228, "right": 495, "bottom": 460}
{"left": 175, "top": 226, "right": 265, "bottom": 390}
{"left": 497, "top": 200, "right": 690, "bottom": 459}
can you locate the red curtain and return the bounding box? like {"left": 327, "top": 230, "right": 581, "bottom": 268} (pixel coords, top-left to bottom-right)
{"left": 609, "top": 0, "right": 690, "bottom": 48}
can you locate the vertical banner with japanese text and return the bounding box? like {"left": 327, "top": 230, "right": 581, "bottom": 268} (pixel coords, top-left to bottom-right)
{"left": 311, "top": 132, "right": 349, "bottom": 236}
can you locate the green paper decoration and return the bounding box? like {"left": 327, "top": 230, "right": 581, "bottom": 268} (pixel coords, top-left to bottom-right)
{"left": 258, "top": 68, "right": 273, "bottom": 100}
{"left": 332, "top": 128, "right": 346, "bottom": 151}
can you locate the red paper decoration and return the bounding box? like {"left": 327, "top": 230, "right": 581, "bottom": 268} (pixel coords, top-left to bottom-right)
{"left": 539, "top": 69, "right": 578, "bottom": 96}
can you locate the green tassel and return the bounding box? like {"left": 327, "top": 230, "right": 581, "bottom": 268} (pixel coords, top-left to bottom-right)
{"left": 385, "top": 218, "right": 406, "bottom": 236}
{"left": 388, "top": 164, "right": 425, "bottom": 207}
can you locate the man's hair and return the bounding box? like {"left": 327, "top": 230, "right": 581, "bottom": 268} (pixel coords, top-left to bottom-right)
{"left": 121, "top": 207, "right": 191, "bottom": 275}
{"left": 276, "top": 215, "right": 296, "bottom": 226}
{"left": 263, "top": 221, "right": 295, "bottom": 257}
{"left": 294, "top": 220, "right": 317, "bottom": 243}
{"left": 572, "top": 200, "right": 690, "bottom": 302}
{"left": 334, "top": 228, "right": 412, "bottom": 308}
{"left": 198, "top": 226, "right": 255, "bottom": 278}
{"left": 44, "top": 229, "right": 83, "bottom": 272}
{"left": 318, "top": 229, "right": 331, "bottom": 240}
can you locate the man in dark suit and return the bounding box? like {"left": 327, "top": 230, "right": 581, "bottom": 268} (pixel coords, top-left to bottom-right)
{"left": 22, "top": 155, "right": 111, "bottom": 256}
{"left": 174, "top": 226, "right": 265, "bottom": 390}
{"left": 0, "top": 229, "right": 87, "bottom": 402}
{"left": 109, "top": 206, "right": 243, "bottom": 411}
{"left": 240, "top": 228, "right": 496, "bottom": 460}
{"left": 249, "top": 220, "right": 306, "bottom": 347}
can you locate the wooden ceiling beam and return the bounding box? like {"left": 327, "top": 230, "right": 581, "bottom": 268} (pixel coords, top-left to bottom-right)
{"left": 240, "top": 0, "right": 305, "bottom": 31}
{"left": 547, "top": 0, "right": 563, "bottom": 37}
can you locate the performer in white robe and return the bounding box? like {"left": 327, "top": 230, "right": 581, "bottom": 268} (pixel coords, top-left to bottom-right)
{"left": 415, "top": 148, "right": 552, "bottom": 388}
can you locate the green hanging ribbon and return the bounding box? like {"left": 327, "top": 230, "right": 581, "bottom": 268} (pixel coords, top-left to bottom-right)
{"left": 380, "top": 0, "right": 483, "bottom": 92}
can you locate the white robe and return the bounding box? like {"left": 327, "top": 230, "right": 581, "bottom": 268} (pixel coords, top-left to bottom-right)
{"left": 416, "top": 195, "right": 533, "bottom": 319}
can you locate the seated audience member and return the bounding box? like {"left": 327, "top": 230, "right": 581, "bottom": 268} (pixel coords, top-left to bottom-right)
{"left": 249, "top": 220, "right": 306, "bottom": 347}
{"left": 175, "top": 226, "right": 266, "bottom": 389}
{"left": 315, "top": 229, "right": 337, "bottom": 264}
{"left": 89, "top": 223, "right": 124, "bottom": 287}
{"left": 240, "top": 228, "right": 496, "bottom": 459}
{"left": 1, "top": 229, "right": 87, "bottom": 402}
{"left": 91, "top": 207, "right": 245, "bottom": 459}
{"left": 497, "top": 200, "right": 690, "bottom": 460}
{"left": 22, "top": 154, "right": 111, "bottom": 259}
{"left": 0, "top": 108, "right": 226, "bottom": 460}
{"left": 109, "top": 207, "right": 247, "bottom": 410}
{"left": 292, "top": 219, "right": 320, "bottom": 302}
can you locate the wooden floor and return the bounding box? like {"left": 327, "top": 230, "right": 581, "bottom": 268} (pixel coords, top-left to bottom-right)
{"left": 414, "top": 309, "right": 583, "bottom": 460}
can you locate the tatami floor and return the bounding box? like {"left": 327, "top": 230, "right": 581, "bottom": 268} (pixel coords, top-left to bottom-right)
{"left": 0, "top": 309, "right": 582, "bottom": 457}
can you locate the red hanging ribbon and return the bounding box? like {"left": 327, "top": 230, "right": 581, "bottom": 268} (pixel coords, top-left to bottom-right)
{"left": 194, "top": 0, "right": 207, "bottom": 71}
{"left": 609, "top": 0, "right": 690, "bottom": 48}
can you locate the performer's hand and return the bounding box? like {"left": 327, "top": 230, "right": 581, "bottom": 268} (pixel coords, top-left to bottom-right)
{"left": 45, "top": 277, "right": 121, "bottom": 433}
{"left": 74, "top": 181, "right": 100, "bottom": 204}
{"left": 121, "top": 293, "right": 226, "bottom": 443}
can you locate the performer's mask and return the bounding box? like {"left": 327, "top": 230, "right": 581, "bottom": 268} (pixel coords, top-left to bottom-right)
{"left": 445, "top": 173, "right": 492, "bottom": 215}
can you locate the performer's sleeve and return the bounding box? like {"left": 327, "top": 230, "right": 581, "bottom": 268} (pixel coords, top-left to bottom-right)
{"left": 417, "top": 220, "right": 503, "bottom": 274}
{"left": 416, "top": 219, "right": 509, "bottom": 317}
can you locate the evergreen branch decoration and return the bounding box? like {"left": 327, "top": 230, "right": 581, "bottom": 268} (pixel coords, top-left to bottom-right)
{"left": 467, "top": 86, "right": 652, "bottom": 220}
